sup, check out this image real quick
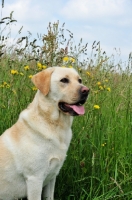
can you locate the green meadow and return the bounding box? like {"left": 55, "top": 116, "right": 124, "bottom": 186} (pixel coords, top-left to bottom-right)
{"left": 0, "top": 14, "right": 132, "bottom": 199}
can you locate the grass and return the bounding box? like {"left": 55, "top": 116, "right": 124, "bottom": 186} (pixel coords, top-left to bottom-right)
{"left": 0, "top": 10, "right": 132, "bottom": 200}
{"left": 54, "top": 68, "right": 132, "bottom": 200}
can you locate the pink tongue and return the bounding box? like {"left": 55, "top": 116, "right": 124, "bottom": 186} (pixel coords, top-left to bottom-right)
{"left": 66, "top": 104, "right": 85, "bottom": 115}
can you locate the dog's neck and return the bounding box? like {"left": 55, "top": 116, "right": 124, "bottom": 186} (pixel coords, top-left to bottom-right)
{"left": 28, "top": 90, "right": 73, "bottom": 128}
{"left": 19, "top": 90, "right": 73, "bottom": 147}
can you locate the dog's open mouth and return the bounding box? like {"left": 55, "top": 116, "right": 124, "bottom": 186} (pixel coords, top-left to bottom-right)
{"left": 58, "top": 100, "right": 86, "bottom": 116}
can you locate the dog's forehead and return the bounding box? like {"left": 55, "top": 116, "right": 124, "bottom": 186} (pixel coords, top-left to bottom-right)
{"left": 52, "top": 67, "right": 80, "bottom": 79}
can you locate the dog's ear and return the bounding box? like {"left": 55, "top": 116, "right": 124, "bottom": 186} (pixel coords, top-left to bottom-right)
{"left": 32, "top": 68, "right": 54, "bottom": 96}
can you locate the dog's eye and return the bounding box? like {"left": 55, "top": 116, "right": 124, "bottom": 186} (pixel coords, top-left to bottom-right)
{"left": 60, "top": 78, "right": 69, "bottom": 83}
{"left": 78, "top": 78, "right": 82, "bottom": 83}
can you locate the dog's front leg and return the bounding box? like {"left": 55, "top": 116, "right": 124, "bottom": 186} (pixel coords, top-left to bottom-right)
{"left": 26, "top": 176, "right": 43, "bottom": 200}
{"left": 42, "top": 177, "right": 56, "bottom": 200}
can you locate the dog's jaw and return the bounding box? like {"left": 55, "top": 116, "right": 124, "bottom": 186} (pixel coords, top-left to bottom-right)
{"left": 58, "top": 101, "right": 86, "bottom": 116}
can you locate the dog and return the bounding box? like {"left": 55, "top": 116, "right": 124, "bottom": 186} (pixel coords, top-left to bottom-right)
{"left": 0, "top": 67, "right": 89, "bottom": 200}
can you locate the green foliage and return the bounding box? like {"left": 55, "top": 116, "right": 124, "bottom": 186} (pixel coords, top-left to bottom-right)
{"left": 55, "top": 67, "right": 132, "bottom": 200}
{"left": 0, "top": 11, "right": 132, "bottom": 199}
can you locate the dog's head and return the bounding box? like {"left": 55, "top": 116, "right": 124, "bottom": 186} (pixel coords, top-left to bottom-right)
{"left": 32, "top": 67, "right": 89, "bottom": 116}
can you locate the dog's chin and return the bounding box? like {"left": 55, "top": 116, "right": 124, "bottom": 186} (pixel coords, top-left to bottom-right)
{"left": 58, "top": 99, "right": 86, "bottom": 116}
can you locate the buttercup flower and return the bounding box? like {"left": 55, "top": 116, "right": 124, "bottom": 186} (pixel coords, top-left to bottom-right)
{"left": 63, "top": 57, "right": 69, "bottom": 62}
{"left": 42, "top": 65, "right": 47, "bottom": 69}
{"left": 37, "top": 62, "right": 42, "bottom": 67}
{"left": 1, "top": 82, "right": 10, "bottom": 88}
{"left": 99, "top": 86, "right": 103, "bottom": 90}
{"left": 94, "top": 91, "right": 98, "bottom": 94}
{"left": 11, "top": 70, "right": 18, "bottom": 75}
{"left": 94, "top": 105, "right": 100, "bottom": 109}
{"left": 86, "top": 71, "right": 90, "bottom": 76}
{"left": 107, "top": 87, "right": 111, "bottom": 92}
{"left": 19, "top": 72, "right": 24, "bottom": 76}
{"left": 70, "top": 57, "right": 75, "bottom": 63}
{"left": 12, "top": 89, "right": 17, "bottom": 95}
{"left": 24, "top": 66, "right": 30, "bottom": 70}
{"left": 32, "top": 86, "right": 37, "bottom": 91}
{"left": 29, "top": 75, "right": 33, "bottom": 79}
{"left": 5, "top": 84, "right": 10, "bottom": 88}
{"left": 3, "top": 82, "right": 7, "bottom": 86}
{"left": 101, "top": 143, "right": 106, "bottom": 147}
{"left": 37, "top": 62, "right": 46, "bottom": 70}
{"left": 97, "top": 82, "right": 101, "bottom": 86}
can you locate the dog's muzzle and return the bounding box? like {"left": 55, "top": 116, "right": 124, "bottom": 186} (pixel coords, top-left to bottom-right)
{"left": 58, "top": 86, "right": 90, "bottom": 116}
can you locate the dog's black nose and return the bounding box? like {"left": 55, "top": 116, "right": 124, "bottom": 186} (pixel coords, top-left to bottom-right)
{"left": 81, "top": 86, "right": 90, "bottom": 97}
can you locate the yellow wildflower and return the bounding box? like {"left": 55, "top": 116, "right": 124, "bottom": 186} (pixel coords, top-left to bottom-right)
{"left": 99, "top": 86, "right": 103, "bottom": 90}
{"left": 69, "top": 65, "right": 73, "bottom": 68}
{"left": 94, "top": 105, "right": 100, "bottom": 109}
{"left": 24, "top": 66, "right": 30, "bottom": 70}
{"left": 86, "top": 71, "right": 90, "bottom": 76}
{"left": 3, "top": 82, "right": 7, "bottom": 86}
{"left": 20, "top": 72, "right": 24, "bottom": 76}
{"left": 37, "top": 62, "right": 45, "bottom": 70}
{"left": 29, "top": 75, "right": 33, "bottom": 79}
{"left": 105, "top": 79, "right": 108, "bottom": 82}
{"left": 11, "top": 70, "right": 19, "bottom": 75}
{"left": 94, "top": 91, "right": 98, "bottom": 94}
{"left": 0, "top": 84, "right": 4, "bottom": 88}
{"left": 101, "top": 143, "right": 106, "bottom": 147}
{"left": 37, "top": 62, "right": 41, "bottom": 67}
{"left": 107, "top": 87, "right": 111, "bottom": 92}
{"left": 2, "top": 82, "right": 10, "bottom": 88}
{"left": 97, "top": 82, "right": 101, "bottom": 86}
{"left": 37, "top": 62, "right": 42, "bottom": 68}
{"left": 12, "top": 89, "right": 17, "bottom": 95}
{"left": 63, "top": 57, "right": 69, "bottom": 62}
{"left": 42, "top": 65, "right": 47, "bottom": 69}
{"left": 70, "top": 57, "right": 75, "bottom": 63}
{"left": 6, "top": 84, "right": 10, "bottom": 88}
{"left": 32, "top": 86, "right": 37, "bottom": 91}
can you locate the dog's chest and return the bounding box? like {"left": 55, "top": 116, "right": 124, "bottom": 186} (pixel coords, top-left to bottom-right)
{"left": 43, "top": 153, "right": 65, "bottom": 185}
{"left": 20, "top": 138, "right": 68, "bottom": 183}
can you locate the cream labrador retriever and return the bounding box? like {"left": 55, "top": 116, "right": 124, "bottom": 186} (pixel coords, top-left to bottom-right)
{"left": 0, "top": 67, "right": 89, "bottom": 200}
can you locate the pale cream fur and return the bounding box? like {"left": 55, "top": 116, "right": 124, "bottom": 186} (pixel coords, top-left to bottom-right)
{"left": 0, "top": 67, "right": 87, "bottom": 200}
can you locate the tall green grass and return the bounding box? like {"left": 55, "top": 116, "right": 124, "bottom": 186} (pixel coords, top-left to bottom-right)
{"left": 0, "top": 10, "right": 132, "bottom": 200}
{"left": 55, "top": 70, "right": 132, "bottom": 199}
